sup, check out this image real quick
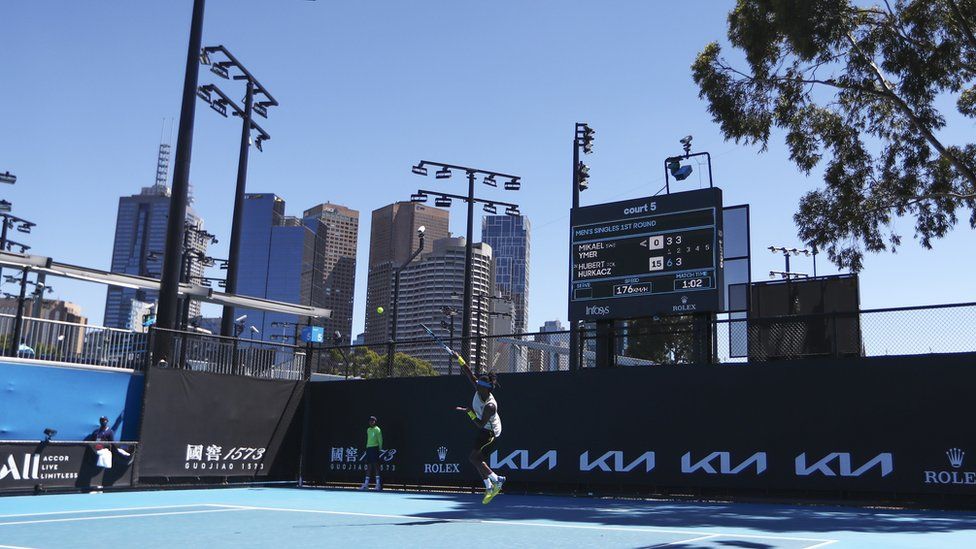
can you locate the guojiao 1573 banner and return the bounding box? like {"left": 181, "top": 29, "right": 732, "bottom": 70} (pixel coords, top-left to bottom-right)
{"left": 137, "top": 367, "right": 304, "bottom": 480}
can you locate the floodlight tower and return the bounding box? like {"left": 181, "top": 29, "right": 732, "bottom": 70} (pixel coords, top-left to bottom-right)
{"left": 198, "top": 45, "right": 277, "bottom": 338}
{"left": 569, "top": 123, "right": 595, "bottom": 370}
{"left": 411, "top": 161, "right": 522, "bottom": 369}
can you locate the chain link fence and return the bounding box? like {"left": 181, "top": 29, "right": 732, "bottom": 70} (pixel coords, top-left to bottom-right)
{"left": 3, "top": 302, "right": 973, "bottom": 379}
{"left": 310, "top": 302, "right": 976, "bottom": 377}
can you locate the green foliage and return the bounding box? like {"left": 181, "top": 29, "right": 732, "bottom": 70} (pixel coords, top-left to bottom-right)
{"left": 346, "top": 347, "right": 438, "bottom": 379}
{"left": 626, "top": 316, "right": 696, "bottom": 364}
{"left": 693, "top": 0, "right": 976, "bottom": 270}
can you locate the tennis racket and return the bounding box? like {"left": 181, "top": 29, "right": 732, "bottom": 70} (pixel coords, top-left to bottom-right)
{"left": 420, "top": 323, "right": 466, "bottom": 366}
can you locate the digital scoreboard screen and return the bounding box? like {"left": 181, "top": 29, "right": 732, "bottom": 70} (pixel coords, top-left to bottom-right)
{"left": 569, "top": 187, "right": 723, "bottom": 321}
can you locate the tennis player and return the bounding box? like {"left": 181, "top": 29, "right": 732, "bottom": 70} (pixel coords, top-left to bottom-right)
{"left": 360, "top": 415, "right": 383, "bottom": 490}
{"left": 456, "top": 362, "right": 505, "bottom": 504}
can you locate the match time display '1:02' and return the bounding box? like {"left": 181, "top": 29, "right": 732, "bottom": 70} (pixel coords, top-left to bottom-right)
{"left": 568, "top": 187, "right": 724, "bottom": 322}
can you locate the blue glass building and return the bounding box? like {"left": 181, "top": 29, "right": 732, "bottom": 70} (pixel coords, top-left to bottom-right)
{"left": 104, "top": 184, "right": 206, "bottom": 329}
{"left": 234, "top": 194, "right": 327, "bottom": 341}
{"left": 481, "top": 215, "right": 530, "bottom": 333}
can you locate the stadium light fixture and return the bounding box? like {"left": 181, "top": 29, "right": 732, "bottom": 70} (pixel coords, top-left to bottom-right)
{"left": 667, "top": 158, "right": 693, "bottom": 181}
{"left": 410, "top": 192, "right": 429, "bottom": 203}
{"left": 580, "top": 124, "right": 595, "bottom": 154}
{"left": 210, "top": 99, "right": 229, "bottom": 117}
{"left": 210, "top": 62, "right": 231, "bottom": 79}
{"left": 0, "top": 172, "right": 16, "bottom": 185}
{"left": 411, "top": 159, "right": 522, "bottom": 368}
{"left": 577, "top": 162, "right": 590, "bottom": 192}
{"left": 505, "top": 205, "right": 520, "bottom": 216}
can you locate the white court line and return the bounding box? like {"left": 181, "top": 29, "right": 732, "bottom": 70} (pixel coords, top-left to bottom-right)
{"left": 0, "top": 504, "right": 218, "bottom": 519}
{"left": 0, "top": 508, "right": 247, "bottom": 527}
{"left": 210, "top": 504, "right": 837, "bottom": 544}
{"left": 803, "top": 541, "right": 839, "bottom": 549}
{"left": 660, "top": 533, "right": 720, "bottom": 545}
{"left": 0, "top": 544, "right": 39, "bottom": 549}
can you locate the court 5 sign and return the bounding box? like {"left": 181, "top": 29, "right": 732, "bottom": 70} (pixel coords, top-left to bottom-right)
{"left": 569, "top": 187, "right": 724, "bottom": 321}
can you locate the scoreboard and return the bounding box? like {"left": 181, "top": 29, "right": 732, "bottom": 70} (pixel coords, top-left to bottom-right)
{"left": 569, "top": 187, "right": 724, "bottom": 321}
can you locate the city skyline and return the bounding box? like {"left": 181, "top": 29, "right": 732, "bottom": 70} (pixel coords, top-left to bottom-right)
{"left": 3, "top": 2, "right": 974, "bottom": 339}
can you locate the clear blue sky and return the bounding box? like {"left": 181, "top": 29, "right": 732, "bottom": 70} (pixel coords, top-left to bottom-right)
{"left": 1, "top": 1, "right": 973, "bottom": 335}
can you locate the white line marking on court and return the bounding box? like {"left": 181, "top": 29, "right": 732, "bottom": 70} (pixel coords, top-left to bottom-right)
{"left": 660, "top": 533, "right": 720, "bottom": 545}
{"left": 0, "top": 504, "right": 218, "bottom": 519}
{"left": 0, "top": 544, "right": 39, "bottom": 549}
{"left": 0, "top": 508, "right": 247, "bottom": 526}
{"left": 209, "top": 504, "right": 837, "bottom": 544}
{"left": 802, "top": 541, "right": 839, "bottom": 549}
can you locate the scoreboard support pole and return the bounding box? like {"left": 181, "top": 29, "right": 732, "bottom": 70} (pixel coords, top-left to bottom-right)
{"left": 595, "top": 320, "right": 615, "bottom": 368}
{"left": 568, "top": 133, "right": 581, "bottom": 372}
{"left": 691, "top": 313, "right": 716, "bottom": 364}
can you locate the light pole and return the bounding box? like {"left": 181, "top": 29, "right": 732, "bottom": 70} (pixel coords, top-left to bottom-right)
{"left": 410, "top": 161, "right": 522, "bottom": 367}
{"left": 156, "top": 0, "right": 207, "bottom": 364}
{"left": 569, "top": 123, "right": 595, "bottom": 371}
{"left": 197, "top": 45, "right": 277, "bottom": 337}
{"left": 388, "top": 226, "right": 426, "bottom": 375}
{"left": 441, "top": 305, "right": 457, "bottom": 375}
{"left": 0, "top": 213, "right": 35, "bottom": 287}
{"left": 8, "top": 268, "right": 30, "bottom": 357}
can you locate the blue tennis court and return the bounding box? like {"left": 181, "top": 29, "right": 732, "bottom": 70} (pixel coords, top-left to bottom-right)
{"left": 1, "top": 487, "right": 975, "bottom": 548}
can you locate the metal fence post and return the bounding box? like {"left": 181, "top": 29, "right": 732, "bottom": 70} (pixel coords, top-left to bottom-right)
{"left": 386, "top": 341, "right": 394, "bottom": 377}
{"left": 178, "top": 331, "right": 188, "bottom": 369}
{"left": 145, "top": 328, "right": 155, "bottom": 370}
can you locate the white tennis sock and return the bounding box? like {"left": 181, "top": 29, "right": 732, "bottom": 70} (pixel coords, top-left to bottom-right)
{"left": 488, "top": 472, "right": 499, "bottom": 483}
{"left": 483, "top": 478, "right": 492, "bottom": 489}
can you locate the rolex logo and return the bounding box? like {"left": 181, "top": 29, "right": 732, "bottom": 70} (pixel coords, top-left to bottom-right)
{"left": 681, "top": 296, "right": 688, "bottom": 304}
{"left": 437, "top": 446, "right": 448, "bottom": 462}
{"left": 947, "top": 448, "right": 965, "bottom": 469}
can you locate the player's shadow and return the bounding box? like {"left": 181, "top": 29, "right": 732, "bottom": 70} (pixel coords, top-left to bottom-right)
{"left": 403, "top": 491, "right": 976, "bottom": 535}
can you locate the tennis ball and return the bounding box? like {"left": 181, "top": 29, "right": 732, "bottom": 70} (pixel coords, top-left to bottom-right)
{"left": 376, "top": 306, "right": 384, "bottom": 314}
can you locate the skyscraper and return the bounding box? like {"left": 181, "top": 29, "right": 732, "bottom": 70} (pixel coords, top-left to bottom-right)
{"left": 364, "top": 202, "right": 449, "bottom": 346}
{"left": 395, "top": 237, "right": 494, "bottom": 373}
{"left": 303, "top": 203, "right": 360, "bottom": 344}
{"left": 531, "top": 320, "right": 568, "bottom": 372}
{"left": 233, "top": 194, "right": 327, "bottom": 340}
{"left": 104, "top": 183, "right": 207, "bottom": 329}
{"left": 481, "top": 215, "right": 530, "bottom": 334}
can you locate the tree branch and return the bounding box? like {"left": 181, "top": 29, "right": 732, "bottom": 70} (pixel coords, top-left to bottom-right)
{"left": 947, "top": 0, "right": 976, "bottom": 54}
{"left": 845, "top": 32, "right": 976, "bottom": 187}
{"left": 864, "top": 190, "right": 976, "bottom": 215}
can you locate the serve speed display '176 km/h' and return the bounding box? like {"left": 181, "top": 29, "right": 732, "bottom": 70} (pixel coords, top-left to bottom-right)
{"left": 569, "top": 187, "right": 724, "bottom": 322}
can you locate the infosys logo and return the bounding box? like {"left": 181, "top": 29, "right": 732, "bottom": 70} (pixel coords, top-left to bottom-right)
{"left": 586, "top": 305, "right": 610, "bottom": 316}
